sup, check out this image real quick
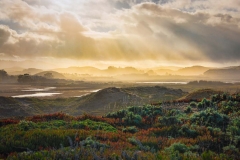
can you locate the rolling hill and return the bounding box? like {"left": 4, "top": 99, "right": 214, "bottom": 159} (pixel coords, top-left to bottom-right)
{"left": 178, "top": 89, "right": 223, "bottom": 101}
{"left": 0, "top": 86, "right": 187, "bottom": 118}
{"left": 53, "top": 66, "right": 101, "bottom": 75}
{"left": 204, "top": 66, "right": 240, "bottom": 79}
{"left": 35, "top": 71, "right": 65, "bottom": 79}
{"left": 176, "top": 66, "right": 211, "bottom": 76}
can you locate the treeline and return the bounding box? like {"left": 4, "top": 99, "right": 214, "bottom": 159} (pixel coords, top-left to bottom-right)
{"left": 188, "top": 80, "right": 229, "bottom": 85}
{"left": 17, "top": 74, "right": 68, "bottom": 84}
{"left": 0, "top": 69, "right": 69, "bottom": 84}
{"left": 0, "top": 70, "right": 17, "bottom": 83}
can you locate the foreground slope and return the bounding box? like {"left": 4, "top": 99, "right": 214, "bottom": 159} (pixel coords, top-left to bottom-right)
{"left": 0, "top": 86, "right": 187, "bottom": 118}
{"left": 1, "top": 92, "right": 240, "bottom": 159}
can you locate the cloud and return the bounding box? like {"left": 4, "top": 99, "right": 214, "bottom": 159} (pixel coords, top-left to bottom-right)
{"left": 0, "top": 25, "right": 11, "bottom": 45}
{"left": 118, "top": 2, "right": 240, "bottom": 62}
{"left": 0, "top": 0, "right": 240, "bottom": 67}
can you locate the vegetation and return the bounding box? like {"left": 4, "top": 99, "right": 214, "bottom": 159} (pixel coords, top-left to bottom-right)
{"left": 1, "top": 92, "right": 240, "bottom": 159}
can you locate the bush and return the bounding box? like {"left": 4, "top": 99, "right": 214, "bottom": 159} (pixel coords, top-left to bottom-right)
{"left": 18, "top": 120, "right": 37, "bottom": 131}
{"left": 165, "top": 142, "right": 189, "bottom": 153}
{"left": 79, "top": 136, "right": 109, "bottom": 149}
{"left": 123, "top": 112, "right": 142, "bottom": 125}
{"left": 71, "top": 119, "right": 116, "bottom": 132}
{"left": 128, "top": 137, "right": 150, "bottom": 151}
{"left": 190, "top": 108, "right": 229, "bottom": 129}
{"left": 190, "top": 102, "right": 197, "bottom": 108}
{"left": 158, "top": 116, "right": 180, "bottom": 126}
{"left": 184, "top": 106, "right": 192, "bottom": 113}
{"left": 122, "top": 126, "right": 138, "bottom": 133}
{"left": 178, "top": 125, "right": 198, "bottom": 138}
{"left": 197, "top": 102, "right": 204, "bottom": 110}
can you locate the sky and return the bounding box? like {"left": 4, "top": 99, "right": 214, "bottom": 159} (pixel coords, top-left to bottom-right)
{"left": 0, "top": 0, "right": 240, "bottom": 69}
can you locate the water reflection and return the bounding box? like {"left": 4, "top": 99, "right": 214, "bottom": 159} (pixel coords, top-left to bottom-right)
{"left": 136, "top": 82, "right": 188, "bottom": 84}
{"left": 22, "top": 87, "right": 56, "bottom": 92}
{"left": 12, "top": 93, "right": 62, "bottom": 98}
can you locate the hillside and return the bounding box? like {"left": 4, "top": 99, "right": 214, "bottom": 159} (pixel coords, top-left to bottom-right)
{"left": 53, "top": 66, "right": 101, "bottom": 75}
{"left": 0, "top": 97, "right": 31, "bottom": 118}
{"left": 204, "top": 66, "right": 240, "bottom": 79}
{"left": 176, "top": 66, "right": 211, "bottom": 76}
{"left": 179, "top": 89, "right": 223, "bottom": 101}
{"left": 1, "top": 92, "right": 240, "bottom": 159}
{"left": 35, "top": 71, "right": 65, "bottom": 79}
{"left": 103, "top": 66, "right": 141, "bottom": 76}
{"left": 152, "top": 69, "right": 174, "bottom": 75}
{"left": 0, "top": 86, "right": 187, "bottom": 118}
{"left": 9, "top": 68, "right": 43, "bottom": 75}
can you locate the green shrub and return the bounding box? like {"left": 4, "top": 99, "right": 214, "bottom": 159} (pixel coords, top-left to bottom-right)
{"left": 165, "top": 142, "right": 189, "bottom": 153}
{"left": 122, "top": 126, "right": 138, "bottom": 133}
{"left": 184, "top": 106, "right": 192, "bottom": 113}
{"left": 158, "top": 116, "right": 180, "bottom": 126}
{"left": 18, "top": 120, "right": 37, "bottom": 131}
{"left": 178, "top": 125, "right": 198, "bottom": 138}
{"left": 71, "top": 119, "right": 116, "bottom": 132}
{"left": 190, "top": 102, "right": 197, "bottom": 108}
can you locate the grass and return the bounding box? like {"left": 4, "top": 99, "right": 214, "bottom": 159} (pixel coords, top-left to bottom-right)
{"left": 1, "top": 89, "right": 240, "bottom": 159}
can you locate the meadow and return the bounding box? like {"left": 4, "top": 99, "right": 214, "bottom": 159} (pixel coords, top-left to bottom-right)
{"left": 1, "top": 91, "right": 240, "bottom": 159}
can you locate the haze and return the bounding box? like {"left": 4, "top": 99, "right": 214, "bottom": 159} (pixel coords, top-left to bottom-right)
{"left": 0, "top": 0, "right": 240, "bottom": 70}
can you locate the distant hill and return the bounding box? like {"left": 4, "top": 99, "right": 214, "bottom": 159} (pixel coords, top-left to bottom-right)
{"left": 53, "top": 66, "right": 101, "bottom": 75}
{"left": 204, "top": 66, "right": 240, "bottom": 79}
{"left": 53, "top": 66, "right": 141, "bottom": 76}
{"left": 22, "top": 68, "right": 43, "bottom": 75}
{"left": 150, "top": 66, "right": 182, "bottom": 71}
{"left": 4, "top": 67, "right": 25, "bottom": 73}
{"left": 3, "top": 67, "right": 43, "bottom": 75}
{"left": 176, "top": 66, "right": 211, "bottom": 76}
{"left": 12, "top": 68, "right": 43, "bottom": 75}
{"left": 35, "top": 71, "right": 65, "bottom": 79}
{"left": 152, "top": 69, "right": 174, "bottom": 75}
{"left": 103, "top": 66, "right": 141, "bottom": 76}
{"left": 51, "top": 65, "right": 214, "bottom": 77}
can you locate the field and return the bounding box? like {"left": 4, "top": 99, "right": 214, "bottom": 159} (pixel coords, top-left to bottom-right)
{"left": 1, "top": 82, "right": 240, "bottom": 159}
{"left": 0, "top": 91, "right": 240, "bottom": 159}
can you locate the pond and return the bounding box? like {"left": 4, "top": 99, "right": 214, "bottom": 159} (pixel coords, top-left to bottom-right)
{"left": 12, "top": 87, "right": 101, "bottom": 98}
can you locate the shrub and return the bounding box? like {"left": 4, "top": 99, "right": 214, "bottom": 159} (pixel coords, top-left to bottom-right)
{"left": 71, "top": 119, "right": 116, "bottom": 132}
{"left": 190, "top": 108, "right": 229, "bottom": 129}
{"left": 123, "top": 112, "right": 142, "bottom": 125}
{"left": 122, "top": 126, "right": 138, "bottom": 133}
{"left": 184, "top": 106, "right": 192, "bottom": 113}
{"left": 128, "top": 137, "right": 150, "bottom": 151}
{"left": 158, "top": 116, "right": 180, "bottom": 126}
{"left": 18, "top": 120, "right": 37, "bottom": 131}
{"left": 79, "top": 136, "right": 109, "bottom": 149}
{"left": 178, "top": 125, "right": 198, "bottom": 138}
{"left": 165, "top": 142, "right": 189, "bottom": 153}
{"left": 190, "top": 102, "right": 197, "bottom": 108}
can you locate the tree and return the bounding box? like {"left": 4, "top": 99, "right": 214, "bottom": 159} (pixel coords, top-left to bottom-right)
{"left": 0, "top": 70, "right": 8, "bottom": 81}
{"left": 18, "top": 74, "right": 33, "bottom": 83}
{"left": 44, "top": 73, "right": 53, "bottom": 79}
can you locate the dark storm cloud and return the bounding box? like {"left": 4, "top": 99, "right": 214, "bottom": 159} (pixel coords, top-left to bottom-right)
{"left": 120, "top": 2, "right": 240, "bottom": 62}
